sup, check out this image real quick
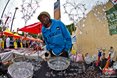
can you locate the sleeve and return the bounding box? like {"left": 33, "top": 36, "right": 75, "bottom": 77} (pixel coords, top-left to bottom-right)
{"left": 42, "top": 34, "right": 51, "bottom": 51}
{"left": 59, "top": 21, "right": 72, "bottom": 52}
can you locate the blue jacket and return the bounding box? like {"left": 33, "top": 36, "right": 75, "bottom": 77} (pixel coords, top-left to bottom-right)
{"left": 42, "top": 19, "right": 72, "bottom": 56}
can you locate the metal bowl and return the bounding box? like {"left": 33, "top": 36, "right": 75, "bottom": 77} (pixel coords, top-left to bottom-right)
{"left": 8, "top": 62, "right": 34, "bottom": 78}
{"left": 47, "top": 57, "right": 70, "bottom": 71}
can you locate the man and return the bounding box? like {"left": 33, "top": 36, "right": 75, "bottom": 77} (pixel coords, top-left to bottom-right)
{"left": 108, "top": 46, "right": 115, "bottom": 67}
{"left": 108, "top": 46, "right": 115, "bottom": 61}
{"left": 37, "top": 11, "right": 72, "bottom": 58}
{"left": 0, "top": 36, "right": 2, "bottom": 52}
{"left": 100, "top": 52, "right": 107, "bottom": 69}
{"left": 6, "top": 36, "right": 10, "bottom": 49}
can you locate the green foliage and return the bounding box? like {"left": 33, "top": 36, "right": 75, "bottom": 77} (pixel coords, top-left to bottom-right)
{"left": 105, "top": 4, "right": 117, "bottom": 35}
{"left": 28, "top": 33, "right": 38, "bottom": 38}
{"left": 38, "top": 34, "right": 43, "bottom": 40}
{"left": 66, "top": 23, "right": 76, "bottom": 35}
{"left": 18, "top": 32, "right": 24, "bottom": 36}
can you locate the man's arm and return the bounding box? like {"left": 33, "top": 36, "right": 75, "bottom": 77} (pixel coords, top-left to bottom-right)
{"left": 42, "top": 34, "right": 51, "bottom": 51}
{"left": 59, "top": 21, "right": 72, "bottom": 52}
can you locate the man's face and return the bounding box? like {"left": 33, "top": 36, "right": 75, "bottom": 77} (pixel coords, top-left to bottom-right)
{"left": 40, "top": 14, "right": 50, "bottom": 26}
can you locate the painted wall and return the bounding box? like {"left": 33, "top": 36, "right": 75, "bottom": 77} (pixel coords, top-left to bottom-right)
{"left": 73, "top": 1, "right": 117, "bottom": 60}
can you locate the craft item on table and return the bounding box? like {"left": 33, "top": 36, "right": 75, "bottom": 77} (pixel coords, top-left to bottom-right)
{"left": 92, "top": 54, "right": 97, "bottom": 62}
{"left": 76, "top": 53, "right": 84, "bottom": 62}
{"left": 102, "top": 68, "right": 115, "bottom": 75}
{"left": 104, "top": 53, "right": 111, "bottom": 69}
{"left": 84, "top": 55, "right": 93, "bottom": 64}
{"left": 113, "top": 61, "right": 117, "bottom": 70}
{"left": 70, "top": 52, "right": 84, "bottom": 62}
{"left": 96, "top": 49, "right": 102, "bottom": 66}
{"left": 38, "top": 50, "right": 49, "bottom": 60}
{"left": 71, "top": 49, "right": 76, "bottom": 55}
{"left": 43, "top": 52, "right": 51, "bottom": 61}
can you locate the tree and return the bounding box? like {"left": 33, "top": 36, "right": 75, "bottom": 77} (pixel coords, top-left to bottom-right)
{"left": 66, "top": 23, "right": 76, "bottom": 35}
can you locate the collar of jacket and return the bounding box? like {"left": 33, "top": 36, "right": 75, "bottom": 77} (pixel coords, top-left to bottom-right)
{"left": 42, "top": 19, "right": 55, "bottom": 33}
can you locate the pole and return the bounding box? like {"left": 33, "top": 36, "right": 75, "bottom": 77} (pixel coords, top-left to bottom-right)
{"left": 2, "top": 16, "right": 10, "bottom": 31}
{"left": 10, "top": 7, "right": 18, "bottom": 32}
{"left": 1, "top": 0, "right": 10, "bottom": 18}
{"left": 54, "top": 0, "right": 61, "bottom": 20}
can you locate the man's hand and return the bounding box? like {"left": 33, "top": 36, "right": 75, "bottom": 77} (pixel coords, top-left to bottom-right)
{"left": 60, "top": 49, "right": 69, "bottom": 58}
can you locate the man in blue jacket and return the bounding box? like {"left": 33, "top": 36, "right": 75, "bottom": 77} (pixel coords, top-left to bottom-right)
{"left": 37, "top": 11, "right": 72, "bottom": 58}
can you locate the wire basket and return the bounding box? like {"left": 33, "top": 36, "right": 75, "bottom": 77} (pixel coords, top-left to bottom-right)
{"left": 8, "top": 62, "right": 34, "bottom": 78}
{"left": 47, "top": 57, "right": 70, "bottom": 71}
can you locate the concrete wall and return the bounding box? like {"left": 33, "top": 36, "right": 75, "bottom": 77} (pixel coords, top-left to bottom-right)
{"left": 73, "top": 1, "right": 117, "bottom": 60}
